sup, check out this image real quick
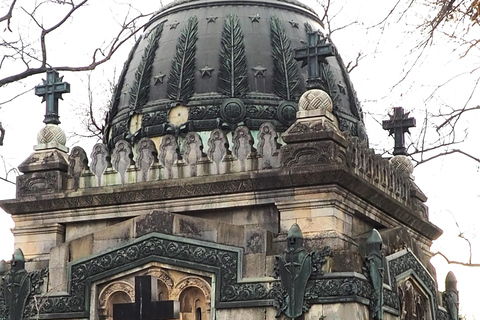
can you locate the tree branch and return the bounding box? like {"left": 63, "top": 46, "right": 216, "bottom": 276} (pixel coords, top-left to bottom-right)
{"left": 431, "top": 251, "right": 480, "bottom": 267}
{"left": 0, "top": 0, "right": 17, "bottom": 31}
{"left": 0, "top": 1, "right": 153, "bottom": 87}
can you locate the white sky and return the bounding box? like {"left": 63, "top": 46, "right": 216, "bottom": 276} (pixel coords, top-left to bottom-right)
{"left": 0, "top": 0, "right": 479, "bottom": 318}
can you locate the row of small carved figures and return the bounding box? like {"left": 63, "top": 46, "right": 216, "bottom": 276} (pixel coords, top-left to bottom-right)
{"left": 68, "top": 123, "right": 282, "bottom": 185}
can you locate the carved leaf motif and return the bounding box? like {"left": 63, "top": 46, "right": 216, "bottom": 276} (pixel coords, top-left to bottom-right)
{"left": 129, "top": 23, "right": 164, "bottom": 110}
{"left": 324, "top": 64, "right": 341, "bottom": 110}
{"left": 218, "top": 14, "right": 249, "bottom": 97}
{"left": 167, "top": 16, "right": 198, "bottom": 101}
{"left": 105, "top": 37, "right": 142, "bottom": 143}
{"left": 270, "top": 16, "right": 300, "bottom": 101}
{"left": 304, "top": 22, "right": 313, "bottom": 34}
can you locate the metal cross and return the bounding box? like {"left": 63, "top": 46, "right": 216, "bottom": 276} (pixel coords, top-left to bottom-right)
{"left": 382, "top": 107, "right": 416, "bottom": 156}
{"left": 34, "top": 70, "right": 70, "bottom": 125}
{"left": 113, "top": 276, "right": 180, "bottom": 320}
{"left": 294, "top": 31, "right": 335, "bottom": 90}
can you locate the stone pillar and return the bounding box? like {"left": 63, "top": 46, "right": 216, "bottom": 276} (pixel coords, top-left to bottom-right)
{"left": 11, "top": 224, "right": 65, "bottom": 262}
{"left": 16, "top": 124, "right": 69, "bottom": 197}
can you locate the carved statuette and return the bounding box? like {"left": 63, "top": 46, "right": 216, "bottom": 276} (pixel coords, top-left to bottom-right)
{"left": 444, "top": 271, "right": 459, "bottom": 320}
{"left": 363, "top": 229, "right": 384, "bottom": 320}
{"left": 4, "top": 249, "right": 30, "bottom": 320}
{"left": 274, "top": 224, "right": 312, "bottom": 319}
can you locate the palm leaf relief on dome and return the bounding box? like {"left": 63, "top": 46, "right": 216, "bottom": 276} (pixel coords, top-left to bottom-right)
{"left": 104, "top": 36, "right": 141, "bottom": 144}
{"left": 270, "top": 16, "right": 300, "bottom": 101}
{"left": 304, "top": 21, "right": 313, "bottom": 34}
{"left": 218, "top": 14, "right": 249, "bottom": 98}
{"left": 128, "top": 22, "right": 165, "bottom": 111}
{"left": 167, "top": 16, "right": 199, "bottom": 102}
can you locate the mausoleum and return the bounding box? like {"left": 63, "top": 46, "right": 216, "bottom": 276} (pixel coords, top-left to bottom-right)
{"left": 0, "top": 0, "right": 459, "bottom": 319}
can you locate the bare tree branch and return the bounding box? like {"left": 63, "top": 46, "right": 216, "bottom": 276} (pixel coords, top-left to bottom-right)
{"left": 0, "top": 0, "right": 17, "bottom": 31}
{"left": 431, "top": 251, "right": 480, "bottom": 267}
{"left": 0, "top": 1, "right": 154, "bottom": 87}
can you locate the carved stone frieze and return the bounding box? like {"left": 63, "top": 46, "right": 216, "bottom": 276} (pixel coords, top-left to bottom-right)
{"left": 98, "top": 281, "right": 134, "bottom": 311}
{"left": 147, "top": 268, "right": 174, "bottom": 290}
{"left": 281, "top": 140, "right": 346, "bottom": 168}
{"left": 68, "top": 146, "right": 88, "bottom": 190}
{"left": 17, "top": 171, "right": 67, "bottom": 197}
{"left": 159, "top": 135, "right": 179, "bottom": 179}
{"left": 171, "top": 277, "right": 211, "bottom": 303}
{"left": 136, "top": 138, "right": 157, "bottom": 182}
{"left": 90, "top": 143, "right": 111, "bottom": 187}
{"left": 257, "top": 122, "right": 280, "bottom": 169}
{"left": 207, "top": 129, "right": 229, "bottom": 174}
{"left": 183, "top": 132, "right": 204, "bottom": 177}
{"left": 232, "top": 126, "right": 255, "bottom": 171}
{"left": 112, "top": 140, "right": 134, "bottom": 185}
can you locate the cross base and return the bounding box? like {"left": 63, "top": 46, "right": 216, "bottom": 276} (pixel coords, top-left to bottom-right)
{"left": 306, "top": 78, "right": 327, "bottom": 91}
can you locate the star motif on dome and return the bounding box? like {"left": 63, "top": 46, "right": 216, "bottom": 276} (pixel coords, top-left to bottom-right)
{"left": 199, "top": 65, "right": 214, "bottom": 78}
{"left": 249, "top": 14, "right": 261, "bottom": 23}
{"left": 154, "top": 73, "right": 166, "bottom": 85}
{"left": 169, "top": 21, "right": 180, "bottom": 29}
{"left": 289, "top": 20, "right": 299, "bottom": 28}
{"left": 252, "top": 65, "right": 267, "bottom": 78}
{"left": 206, "top": 16, "right": 218, "bottom": 23}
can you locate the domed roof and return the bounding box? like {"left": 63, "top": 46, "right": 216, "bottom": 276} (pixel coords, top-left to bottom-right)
{"left": 104, "top": 0, "right": 366, "bottom": 147}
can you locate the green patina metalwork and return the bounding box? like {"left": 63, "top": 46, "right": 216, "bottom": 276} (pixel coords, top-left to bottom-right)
{"left": 3, "top": 249, "right": 29, "bottom": 320}
{"left": 167, "top": 16, "right": 198, "bottom": 102}
{"left": 270, "top": 16, "right": 300, "bottom": 101}
{"left": 34, "top": 70, "right": 70, "bottom": 125}
{"left": 275, "top": 224, "right": 312, "bottom": 320}
{"left": 218, "top": 13, "right": 248, "bottom": 98}
{"left": 364, "top": 229, "right": 384, "bottom": 320}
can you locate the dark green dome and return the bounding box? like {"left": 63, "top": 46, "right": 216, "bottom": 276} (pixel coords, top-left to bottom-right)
{"left": 104, "top": 0, "right": 366, "bottom": 147}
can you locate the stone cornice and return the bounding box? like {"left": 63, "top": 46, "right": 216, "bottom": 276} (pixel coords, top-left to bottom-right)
{"left": 0, "top": 163, "right": 442, "bottom": 240}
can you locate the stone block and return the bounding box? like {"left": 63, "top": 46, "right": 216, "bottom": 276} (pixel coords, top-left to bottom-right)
{"left": 134, "top": 210, "right": 175, "bottom": 237}
{"left": 66, "top": 220, "right": 107, "bottom": 242}
{"left": 305, "top": 302, "right": 368, "bottom": 320}
{"left": 330, "top": 250, "right": 363, "bottom": 273}
{"left": 217, "top": 223, "right": 244, "bottom": 247}
{"left": 297, "top": 216, "right": 345, "bottom": 235}
{"left": 216, "top": 307, "right": 267, "bottom": 320}
{"left": 48, "top": 244, "right": 68, "bottom": 293}
{"left": 244, "top": 253, "right": 265, "bottom": 277}
{"left": 93, "top": 219, "right": 134, "bottom": 254}
{"left": 280, "top": 207, "right": 311, "bottom": 220}
{"left": 69, "top": 233, "right": 93, "bottom": 262}
{"left": 280, "top": 218, "right": 296, "bottom": 233}
{"left": 12, "top": 224, "right": 65, "bottom": 259}
{"left": 175, "top": 215, "right": 214, "bottom": 241}
{"left": 265, "top": 254, "right": 276, "bottom": 277}
{"left": 245, "top": 229, "right": 267, "bottom": 254}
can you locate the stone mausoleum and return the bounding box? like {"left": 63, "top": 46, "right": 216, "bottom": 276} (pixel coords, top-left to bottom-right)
{"left": 0, "top": 0, "right": 460, "bottom": 319}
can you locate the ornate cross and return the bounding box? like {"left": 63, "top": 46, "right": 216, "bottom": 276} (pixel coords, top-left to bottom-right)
{"left": 382, "top": 107, "right": 416, "bottom": 156}
{"left": 113, "top": 276, "right": 180, "bottom": 320}
{"left": 294, "top": 31, "right": 335, "bottom": 90}
{"left": 34, "top": 70, "right": 70, "bottom": 125}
